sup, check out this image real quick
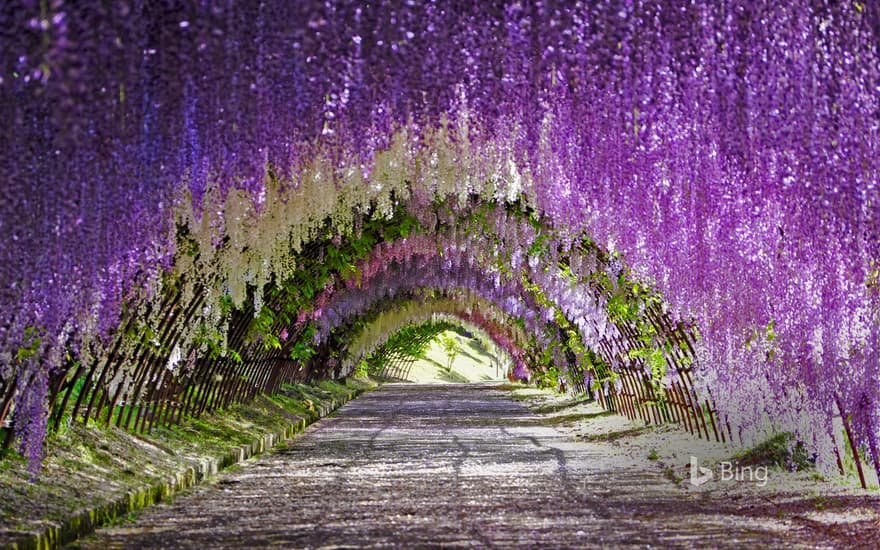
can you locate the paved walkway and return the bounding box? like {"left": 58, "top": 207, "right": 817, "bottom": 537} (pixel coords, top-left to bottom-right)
{"left": 73, "top": 383, "right": 817, "bottom": 548}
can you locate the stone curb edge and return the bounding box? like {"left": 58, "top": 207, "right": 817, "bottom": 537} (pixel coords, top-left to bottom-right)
{"left": 5, "top": 386, "right": 365, "bottom": 550}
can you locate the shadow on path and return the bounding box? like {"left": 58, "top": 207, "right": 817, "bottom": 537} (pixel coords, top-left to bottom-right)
{"left": 71, "top": 383, "right": 828, "bottom": 549}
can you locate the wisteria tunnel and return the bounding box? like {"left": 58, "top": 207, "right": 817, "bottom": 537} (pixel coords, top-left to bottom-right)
{"left": 1, "top": 0, "right": 879, "bottom": 547}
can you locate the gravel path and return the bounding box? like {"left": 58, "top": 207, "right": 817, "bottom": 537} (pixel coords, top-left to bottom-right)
{"left": 72, "top": 383, "right": 827, "bottom": 549}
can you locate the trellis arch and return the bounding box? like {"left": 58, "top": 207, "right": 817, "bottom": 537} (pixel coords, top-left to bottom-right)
{"left": 7, "top": 192, "right": 728, "bottom": 459}
{"left": 346, "top": 308, "right": 515, "bottom": 383}
{"left": 341, "top": 296, "right": 528, "bottom": 377}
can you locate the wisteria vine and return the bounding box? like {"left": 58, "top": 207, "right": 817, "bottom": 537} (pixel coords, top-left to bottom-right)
{"left": 1, "top": 2, "right": 878, "bottom": 481}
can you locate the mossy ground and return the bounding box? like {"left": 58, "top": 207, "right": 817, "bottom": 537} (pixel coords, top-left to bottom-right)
{"left": 0, "top": 378, "right": 374, "bottom": 548}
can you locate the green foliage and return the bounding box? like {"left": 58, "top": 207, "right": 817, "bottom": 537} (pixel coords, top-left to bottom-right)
{"left": 124, "top": 320, "right": 152, "bottom": 345}
{"left": 593, "top": 264, "right": 679, "bottom": 403}
{"left": 193, "top": 324, "right": 241, "bottom": 362}
{"left": 15, "top": 326, "right": 42, "bottom": 362}
{"left": 587, "top": 349, "right": 619, "bottom": 392}
{"left": 366, "top": 321, "right": 461, "bottom": 372}
{"left": 744, "top": 319, "right": 779, "bottom": 361}
{"left": 263, "top": 334, "right": 282, "bottom": 351}
{"left": 242, "top": 203, "right": 424, "bottom": 364}
{"left": 289, "top": 326, "right": 317, "bottom": 362}
{"left": 218, "top": 293, "right": 235, "bottom": 317}
{"left": 534, "top": 365, "right": 560, "bottom": 390}
{"left": 382, "top": 212, "right": 418, "bottom": 241}
{"left": 628, "top": 346, "right": 667, "bottom": 400}
{"left": 527, "top": 233, "right": 551, "bottom": 259}
{"left": 49, "top": 371, "right": 86, "bottom": 434}
{"left": 867, "top": 260, "right": 879, "bottom": 294}
{"left": 439, "top": 334, "right": 461, "bottom": 371}
{"left": 606, "top": 293, "right": 639, "bottom": 324}
{"left": 352, "top": 359, "right": 370, "bottom": 378}
{"left": 735, "top": 432, "right": 814, "bottom": 471}
{"left": 559, "top": 263, "right": 578, "bottom": 286}
{"left": 175, "top": 222, "right": 199, "bottom": 258}
{"left": 247, "top": 306, "right": 276, "bottom": 348}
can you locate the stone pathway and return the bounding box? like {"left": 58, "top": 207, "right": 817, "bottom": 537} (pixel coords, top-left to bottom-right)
{"left": 72, "top": 383, "right": 827, "bottom": 548}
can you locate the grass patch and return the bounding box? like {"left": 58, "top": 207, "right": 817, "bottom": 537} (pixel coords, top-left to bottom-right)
{"left": 663, "top": 466, "right": 683, "bottom": 484}
{"left": 812, "top": 496, "right": 829, "bottom": 511}
{"left": 493, "top": 383, "right": 526, "bottom": 392}
{"left": 540, "top": 411, "right": 616, "bottom": 426}
{"left": 575, "top": 425, "right": 654, "bottom": 443}
{"left": 508, "top": 393, "right": 535, "bottom": 402}
{"left": 533, "top": 394, "right": 595, "bottom": 414}
{"left": 734, "top": 432, "right": 814, "bottom": 471}
{"left": 535, "top": 394, "right": 593, "bottom": 414}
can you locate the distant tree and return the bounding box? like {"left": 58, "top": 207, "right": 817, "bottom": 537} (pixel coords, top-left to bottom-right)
{"left": 439, "top": 334, "right": 461, "bottom": 372}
